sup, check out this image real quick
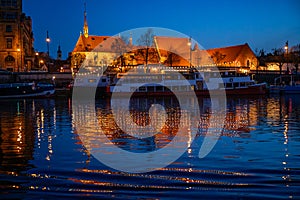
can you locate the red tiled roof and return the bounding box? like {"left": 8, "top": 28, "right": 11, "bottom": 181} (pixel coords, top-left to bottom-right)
{"left": 73, "top": 35, "right": 119, "bottom": 52}
{"left": 154, "top": 36, "right": 190, "bottom": 58}
{"left": 206, "top": 43, "right": 252, "bottom": 63}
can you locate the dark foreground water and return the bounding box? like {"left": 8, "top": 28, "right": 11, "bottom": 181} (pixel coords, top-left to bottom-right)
{"left": 0, "top": 95, "right": 299, "bottom": 199}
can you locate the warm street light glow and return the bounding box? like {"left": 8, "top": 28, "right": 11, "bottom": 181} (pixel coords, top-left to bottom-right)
{"left": 284, "top": 41, "right": 289, "bottom": 54}
{"left": 188, "top": 37, "right": 192, "bottom": 67}
{"left": 17, "top": 48, "right": 20, "bottom": 52}
{"left": 46, "top": 31, "right": 50, "bottom": 56}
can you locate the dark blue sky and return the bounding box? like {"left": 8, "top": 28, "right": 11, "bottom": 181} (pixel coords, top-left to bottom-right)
{"left": 24, "top": 0, "right": 300, "bottom": 59}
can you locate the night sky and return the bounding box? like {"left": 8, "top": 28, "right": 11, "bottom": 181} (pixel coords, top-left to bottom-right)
{"left": 23, "top": 0, "right": 300, "bottom": 59}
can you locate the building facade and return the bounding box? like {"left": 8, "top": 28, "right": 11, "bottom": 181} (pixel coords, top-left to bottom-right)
{"left": 0, "top": 0, "right": 34, "bottom": 72}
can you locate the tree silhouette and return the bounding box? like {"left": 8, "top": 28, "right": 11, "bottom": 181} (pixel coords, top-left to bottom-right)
{"left": 211, "top": 51, "right": 226, "bottom": 66}
{"left": 111, "top": 36, "right": 129, "bottom": 69}
{"left": 71, "top": 53, "right": 86, "bottom": 71}
{"left": 272, "top": 48, "right": 285, "bottom": 75}
{"left": 164, "top": 47, "right": 182, "bottom": 67}
{"left": 290, "top": 44, "right": 300, "bottom": 74}
{"left": 136, "top": 29, "right": 158, "bottom": 65}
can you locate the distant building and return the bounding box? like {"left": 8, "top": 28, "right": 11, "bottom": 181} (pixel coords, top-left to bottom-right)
{"left": 70, "top": 5, "right": 258, "bottom": 73}
{"left": 0, "top": 0, "right": 34, "bottom": 72}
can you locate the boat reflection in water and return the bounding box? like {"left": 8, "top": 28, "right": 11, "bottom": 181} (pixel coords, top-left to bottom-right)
{"left": 74, "top": 95, "right": 253, "bottom": 164}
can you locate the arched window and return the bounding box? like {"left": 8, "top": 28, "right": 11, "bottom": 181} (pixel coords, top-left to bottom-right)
{"left": 5, "top": 55, "right": 15, "bottom": 62}
{"left": 247, "top": 60, "right": 250, "bottom": 67}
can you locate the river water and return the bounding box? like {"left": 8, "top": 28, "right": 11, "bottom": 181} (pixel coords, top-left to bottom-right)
{"left": 0, "top": 95, "right": 299, "bottom": 199}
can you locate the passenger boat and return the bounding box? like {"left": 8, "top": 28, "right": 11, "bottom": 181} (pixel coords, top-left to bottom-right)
{"left": 0, "top": 82, "right": 55, "bottom": 98}
{"left": 74, "top": 65, "right": 267, "bottom": 97}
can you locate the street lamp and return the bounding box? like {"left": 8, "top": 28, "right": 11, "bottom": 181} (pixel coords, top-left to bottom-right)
{"left": 187, "top": 37, "right": 192, "bottom": 68}
{"left": 46, "top": 31, "right": 50, "bottom": 56}
{"left": 284, "top": 41, "right": 289, "bottom": 54}
{"left": 285, "top": 41, "right": 289, "bottom": 74}
{"left": 17, "top": 48, "right": 20, "bottom": 72}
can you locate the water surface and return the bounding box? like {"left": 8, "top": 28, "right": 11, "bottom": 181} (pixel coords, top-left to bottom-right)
{"left": 0, "top": 95, "right": 299, "bottom": 199}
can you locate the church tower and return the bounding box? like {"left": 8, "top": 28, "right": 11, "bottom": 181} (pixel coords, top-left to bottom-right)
{"left": 83, "top": 3, "right": 89, "bottom": 38}
{"left": 57, "top": 45, "right": 62, "bottom": 60}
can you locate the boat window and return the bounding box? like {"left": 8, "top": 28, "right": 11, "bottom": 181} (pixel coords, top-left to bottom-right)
{"left": 172, "top": 86, "right": 179, "bottom": 91}
{"left": 240, "top": 82, "right": 246, "bottom": 87}
{"left": 148, "top": 86, "right": 155, "bottom": 92}
{"left": 164, "top": 87, "right": 171, "bottom": 92}
{"left": 88, "top": 79, "right": 96, "bottom": 83}
{"left": 180, "top": 86, "right": 187, "bottom": 91}
{"left": 234, "top": 83, "right": 239, "bottom": 88}
{"left": 226, "top": 83, "right": 233, "bottom": 88}
{"left": 156, "top": 86, "right": 163, "bottom": 91}
{"left": 139, "top": 86, "right": 146, "bottom": 92}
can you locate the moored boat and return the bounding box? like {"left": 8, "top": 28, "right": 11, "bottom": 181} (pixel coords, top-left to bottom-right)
{"left": 269, "top": 75, "right": 300, "bottom": 94}
{"left": 0, "top": 82, "right": 55, "bottom": 99}
{"left": 74, "top": 65, "right": 267, "bottom": 97}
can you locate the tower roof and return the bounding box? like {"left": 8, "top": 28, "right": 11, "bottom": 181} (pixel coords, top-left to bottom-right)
{"left": 83, "top": 2, "right": 88, "bottom": 38}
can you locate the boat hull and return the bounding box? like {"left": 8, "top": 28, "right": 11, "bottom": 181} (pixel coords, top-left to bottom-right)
{"left": 0, "top": 83, "right": 55, "bottom": 99}
{"left": 269, "top": 85, "right": 300, "bottom": 94}
{"left": 90, "top": 83, "right": 267, "bottom": 98}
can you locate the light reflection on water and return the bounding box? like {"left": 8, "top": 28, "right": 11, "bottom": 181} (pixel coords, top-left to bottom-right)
{"left": 0, "top": 95, "right": 299, "bottom": 199}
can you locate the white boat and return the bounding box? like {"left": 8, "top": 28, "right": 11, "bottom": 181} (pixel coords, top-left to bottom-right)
{"left": 73, "top": 65, "right": 267, "bottom": 96}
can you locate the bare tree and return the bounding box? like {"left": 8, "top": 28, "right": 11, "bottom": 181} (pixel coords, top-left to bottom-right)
{"left": 164, "top": 49, "right": 182, "bottom": 67}
{"left": 290, "top": 44, "right": 300, "bottom": 74}
{"left": 272, "top": 48, "right": 285, "bottom": 75}
{"left": 111, "top": 36, "right": 129, "bottom": 69}
{"left": 71, "top": 53, "right": 86, "bottom": 71}
{"left": 211, "top": 51, "right": 226, "bottom": 66}
{"left": 136, "top": 29, "right": 158, "bottom": 65}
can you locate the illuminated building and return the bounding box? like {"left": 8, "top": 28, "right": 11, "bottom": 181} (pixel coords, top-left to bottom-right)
{"left": 70, "top": 4, "right": 122, "bottom": 73}
{"left": 154, "top": 37, "right": 258, "bottom": 73}
{"left": 0, "top": 0, "right": 34, "bottom": 72}
{"left": 70, "top": 5, "right": 258, "bottom": 74}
